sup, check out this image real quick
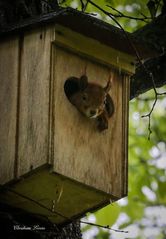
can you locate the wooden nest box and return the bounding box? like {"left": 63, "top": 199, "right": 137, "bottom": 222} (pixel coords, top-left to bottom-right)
{"left": 0, "top": 8, "right": 154, "bottom": 224}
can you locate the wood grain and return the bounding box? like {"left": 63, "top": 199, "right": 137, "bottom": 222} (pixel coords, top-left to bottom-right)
{"left": 51, "top": 46, "right": 128, "bottom": 198}
{"left": 0, "top": 38, "right": 19, "bottom": 184}
{"left": 0, "top": 165, "right": 113, "bottom": 224}
{"left": 54, "top": 25, "right": 135, "bottom": 74}
{"left": 122, "top": 74, "right": 130, "bottom": 196}
{"left": 17, "top": 27, "right": 54, "bottom": 176}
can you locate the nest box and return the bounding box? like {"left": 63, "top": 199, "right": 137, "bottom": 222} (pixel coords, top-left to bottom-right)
{"left": 0, "top": 8, "right": 154, "bottom": 224}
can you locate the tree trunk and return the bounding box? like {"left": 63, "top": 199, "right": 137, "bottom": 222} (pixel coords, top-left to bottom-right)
{"left": 131, "top": 14, "right": 166, "bottom": 98}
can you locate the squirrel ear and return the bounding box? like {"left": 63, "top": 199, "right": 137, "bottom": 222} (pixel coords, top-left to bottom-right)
{"left": 104, "top": 79, "right": 111, "bottom": 93}
{"left": 104, "top": 74, "right": 113, "bottom": 93}
{"left": 105, "top": 94, "right": 114, "bottom": 117}
{"left": 64, "top": 77, "right": 80, "bottom": 99}
{"left": 79, "top": 75, "right": 88, "bottom": 91}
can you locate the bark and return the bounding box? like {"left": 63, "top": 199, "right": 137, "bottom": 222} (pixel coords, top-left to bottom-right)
{"left": 130, "top": 54, "right": 166, "bottom": 99}
{"left": 131, "top": 14, "right": 166, "bottom": 99}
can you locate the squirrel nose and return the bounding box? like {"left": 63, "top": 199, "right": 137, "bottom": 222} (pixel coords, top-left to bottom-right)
{"left": 90, "top": 109, "right": 97, "bottom": 116}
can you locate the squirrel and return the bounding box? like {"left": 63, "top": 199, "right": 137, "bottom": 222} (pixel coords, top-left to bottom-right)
{"left": 64, "top": 75, "right": 114, "bottom": 131}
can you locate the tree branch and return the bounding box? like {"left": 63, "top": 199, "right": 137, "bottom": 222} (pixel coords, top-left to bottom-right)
{"left": 131, "top": 54, "right": 166, "bottom": 99}
{"left": 106, "top": 4, "right": 151, "bottom": 22}
{"left": 81, "top": 221, "right": 128, "bottom": 233}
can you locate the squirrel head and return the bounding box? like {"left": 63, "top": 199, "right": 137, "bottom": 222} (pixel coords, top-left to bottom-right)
{"left": 64, "top": 75, "right": 112, "bottom": 119}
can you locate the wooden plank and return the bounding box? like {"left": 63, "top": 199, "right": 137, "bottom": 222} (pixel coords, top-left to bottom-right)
{"left": 0, "top": 165, "right": 113, "bottom": 224}
{"left": 0, "top": 38, "right": 19, "bottom": 184}
{"left": 17, "top": 27, "right": 54, "bottom": 176}
{"left": 54, "top": 25, "right": 135, "bottom": 74}
{"left": 51, "top": 46, "right": 126, "bottom": 198}
{"left": 121, "top": 74, "right": 129, "bottom": 196}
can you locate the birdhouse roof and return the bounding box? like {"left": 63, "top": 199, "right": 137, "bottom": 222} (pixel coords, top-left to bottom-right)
{"left": 0, "top": 7, "right": 157, "bottom": 59}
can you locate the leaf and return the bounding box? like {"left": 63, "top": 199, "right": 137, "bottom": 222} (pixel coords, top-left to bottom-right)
{"left": 95, "top": 203, "right": 120, "bottom": 226}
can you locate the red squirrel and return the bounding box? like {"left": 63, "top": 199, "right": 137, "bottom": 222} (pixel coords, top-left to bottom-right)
{"left": 64, "top": 75, "right": 114, "bottom": 131}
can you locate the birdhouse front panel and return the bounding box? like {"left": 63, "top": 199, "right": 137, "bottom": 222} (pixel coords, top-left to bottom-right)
{"left": 51, "top": 44, "right": 129, "bottom": 199}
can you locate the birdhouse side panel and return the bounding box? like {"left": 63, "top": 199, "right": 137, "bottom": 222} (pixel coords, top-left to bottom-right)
{"left": 122, "top": 74, "right": 129, "bottom": 196}
{"left": 51, "top": 46, "right": 127, "bottom": 198}
{"left": 16, "top": 28, "right": 54, "bottom": 176}
{"left": 0, "top": 38, "right": 19, "bottom": 184}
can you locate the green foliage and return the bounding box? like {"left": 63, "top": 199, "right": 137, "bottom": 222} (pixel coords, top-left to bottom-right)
{"left": 95, "top": 203, "right": 120, "bottom": 226}
{"left": 94, "top": 230, "right": 110, "bottom": 239}
{"left": 59, "top": 0, "right": 163, "bottom": 32}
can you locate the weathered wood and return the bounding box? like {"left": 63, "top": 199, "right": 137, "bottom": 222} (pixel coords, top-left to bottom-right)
{"left": 51, "top": 46, "right": 128, "bottom": 198}
{"left": 0, "top": 165, "right": 112, "bottom": 224}
{"left": 122, "top": 74, "right": 130, "bottom": 196}
{"left": 0, "top": 38, "right": 19, "bottom": 184}
{"left": 54, "top": 25, "right": 135, "bottom": 74}
{"left": 17, "top": 27, "right": 54, "bottom": 176}
{"left": 0, "top": 20, "right": 129, "bottom": 224}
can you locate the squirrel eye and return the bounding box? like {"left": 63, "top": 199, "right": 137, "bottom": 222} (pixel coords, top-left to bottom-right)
{"left": 82, "top": 94, "right": 87, "bottom": 101}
